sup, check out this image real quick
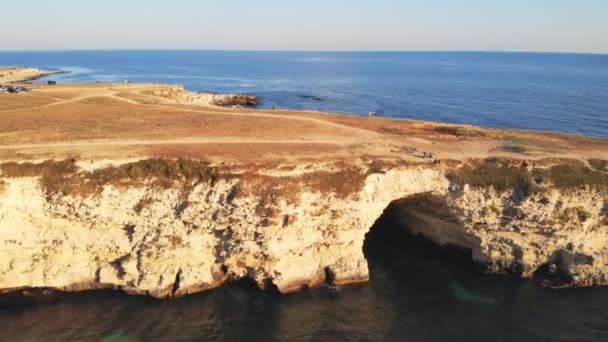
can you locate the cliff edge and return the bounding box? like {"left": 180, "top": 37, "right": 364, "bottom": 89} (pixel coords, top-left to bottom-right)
{"left": 0, "top": 67, "right": 60, "bottom": 84}
{"left": 0, "top": 80, "right": 607, "bottom": 297}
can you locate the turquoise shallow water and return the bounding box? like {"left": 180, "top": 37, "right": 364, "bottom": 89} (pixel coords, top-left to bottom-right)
{"left": 1, "top": 50, "right": 607, "bottom": 137}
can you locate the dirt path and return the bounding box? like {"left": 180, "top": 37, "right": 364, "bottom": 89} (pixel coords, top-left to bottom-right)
{"left": 0, "top": 137, "right": 364, "bottom": 150}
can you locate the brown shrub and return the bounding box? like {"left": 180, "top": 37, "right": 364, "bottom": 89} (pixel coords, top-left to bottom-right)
{"left": 366, "top": 160, "right": 389, "bottom": 175}
{"left": 1, "top": 158, "right": 231, "bottom": 197}
{"left": 500, "top": 145, "right": 527, "bottom": 154}
{"left": 1, "top": 159, "right": 77, "bottom": 178}
{"left": 447, "top": 158, "right": 533, "bottom": 192}
{"left": 430, "top": 125, "right": 487, "bottom": 138}
{"left": 133, "top": 197, "right": 157, "bottom": 214}
{"left": 448, "top": 158, "right": 608, "bottom": 193}
{"left": 302, "top": 167, "right": 366, "bottom": 199}
{"left": 589, "top": 159, "right": 608, "bottom": 172}
{"left": 486, "top": 205, "right": 500, "bottom": 215}
{"left": 240, "top": 166, "right": 367, "bottom": 205}
{"left": 433, "top": 126, "right": 467, "bottom": 137}
{"left": 169, "top": 235, "right": 183, "bottom": 246}
{"left": 560, "top": 207, "right": 590, "bottom": 226}
{"left": 544, "top": 162, "right": 608, "bottom": 190}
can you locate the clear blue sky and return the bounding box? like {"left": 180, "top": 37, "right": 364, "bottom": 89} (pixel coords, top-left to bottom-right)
{"left": 1, "top": 0, "right": 607, "bottom": 52}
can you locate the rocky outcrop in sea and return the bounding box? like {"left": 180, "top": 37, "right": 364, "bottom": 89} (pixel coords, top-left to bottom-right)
{"left": 145, "top": 85, "right": 257, "bottom": 107}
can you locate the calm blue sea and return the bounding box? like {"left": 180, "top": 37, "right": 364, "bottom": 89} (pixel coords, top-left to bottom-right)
{"left": 1, "top": 50, "right": 607, "bottom": 137}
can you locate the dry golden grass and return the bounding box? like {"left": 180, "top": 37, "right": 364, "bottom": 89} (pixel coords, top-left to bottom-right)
{"left": 447, "top": 158, "right": 533, "bottom": 192}
{"left": 0, "top": 93, "right": 57, "bottom": 110}
{"left": 1, "top": 157, "right": 371, "bottom": 203}
{"left": 1, "top": 82, "right": 607, "bottom": 167}
{"left": 240, "top": 165, "right": 367, "bottom": 204}
{"left": 448, "top": 158, "right": 608, "bottom": 192}
{"left": 1, "top": 159, "right": 231, "bottom": 197}
{"left": 546, "top": 162, "right": 608, "bottom": 189}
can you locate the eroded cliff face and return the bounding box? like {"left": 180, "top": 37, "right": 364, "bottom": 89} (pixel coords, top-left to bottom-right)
{"left": 0, "top": 158, "right": 606, "bottom": 297}
{"left": 383, "top": 188, "right": 607, "bottom": 288}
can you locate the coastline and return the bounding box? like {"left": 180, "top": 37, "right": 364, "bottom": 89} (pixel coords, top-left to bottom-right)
{"left": 0, "top": 67, "right": 64, "bottom": 84}
{"left": 0, "top": 71, "right": 607, "bottom": 299}
{"left": 2, "top": 50, "right": 606, "bottom": 137}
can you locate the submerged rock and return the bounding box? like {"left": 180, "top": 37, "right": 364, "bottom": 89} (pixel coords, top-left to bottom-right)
{"left": 300, "top": 94, "right": 325, "bottom": 101}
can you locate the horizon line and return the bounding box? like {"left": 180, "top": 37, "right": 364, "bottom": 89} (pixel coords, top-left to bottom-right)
{"left": 0, "top": 48, "right": 607, "bottom": 56}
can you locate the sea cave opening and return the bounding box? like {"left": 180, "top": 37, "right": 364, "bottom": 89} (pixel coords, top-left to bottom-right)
{"left": 362, "top": 196, "right": 486, "bottom": 293}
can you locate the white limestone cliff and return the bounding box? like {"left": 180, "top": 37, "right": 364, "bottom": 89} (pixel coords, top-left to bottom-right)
{"left": 0, "top": 159, "right": 606, "bottom": 297}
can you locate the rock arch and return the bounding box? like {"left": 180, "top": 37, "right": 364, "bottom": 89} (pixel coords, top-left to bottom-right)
{"left": 362, "top": 193, "right": 487, "bottom": 280}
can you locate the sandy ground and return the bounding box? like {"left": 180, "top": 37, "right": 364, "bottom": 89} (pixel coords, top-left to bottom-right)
{"left": 0, "top": 80, "right": 607, "bottom": 167}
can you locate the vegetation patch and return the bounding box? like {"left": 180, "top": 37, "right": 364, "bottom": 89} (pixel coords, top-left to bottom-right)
{"left": 448, "top": 158, "right": 608, "bottom": 193}
{"left": 486, "top": 205, "right": 500, "bottom": 215}
{"left": 1, "top": 159, "right": 78, "bottom": 178}
{"left": 575, "top": 207, "right": 591, "bottom": 223}
{"left": 240, "top": 165, "right": 367, "bottom": 205}
{"left": 544, "top": 162, "right": 608, "bottom": 189}
{"left": 1, "top": 158, "right": 231, "bottom": 197}
{"left": 558, "top": 207, "right": 591, "bottom": 226}
{"left": 302, "top": 167, "right": 367, "bottom": 198}
{"left": 447, "top": 158, "right": 534, "bottom": 192}
{"left": 429, "top": 125, "right": 487, "bottom": 138}
{"left": 499, "top": 144, "right": 527, "bottom": 154}
{"left": 589, "top": 159, "right": 608, "bottom": 172}
{"left": 169, "top": 235, "right": 184, "bottom": 246}
{"left": 366, "top": 160, "right": 387, "bottom": 175}
{"left": 432, "top": 125, "right": 467, "bottom": 137}
{"left": 133, "top": 197, "right": 157, "bottom": 214}
{"left": 498, "top": 134, "right": 568, "bottom": 151}
{"left": 379, "top": 126, "right": 405, "bottom": 135}
{"left": 2, "top": 158, "right": 369, "bottom": 204}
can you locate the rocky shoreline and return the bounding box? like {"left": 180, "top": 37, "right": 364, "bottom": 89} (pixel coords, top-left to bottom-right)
{"left": 0, "top": 67, "right": 62, "bottom": 84}
{"left": 0, "top": 67, "right": 257, "bottom": 107}
{"left": 145, "top": 85, "right": 257, "bottom": 107}
{"left": 196, "top": 90, "right": 257, "bottom": 107}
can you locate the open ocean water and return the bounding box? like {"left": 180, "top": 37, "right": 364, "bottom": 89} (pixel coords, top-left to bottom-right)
{"left": 0, "top": 50, "right": 607, "bottom": 137}
{"left": 1, "top": 51, "right": 608, "bottom": 341}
